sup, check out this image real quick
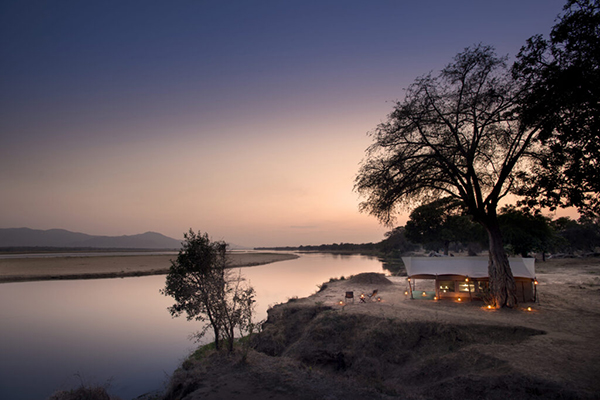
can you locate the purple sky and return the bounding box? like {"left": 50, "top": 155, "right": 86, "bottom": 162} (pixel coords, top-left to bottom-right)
{"left": 0, "top": 0, "right": 571, "bottom": 247}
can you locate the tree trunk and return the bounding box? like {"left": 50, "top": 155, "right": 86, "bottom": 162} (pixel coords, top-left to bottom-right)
{"left": 228, "top": 326, "right": 235, "bottom": 352}
{"left": 443, "top": 241, "right": 449, "bottom": 256}
{"left": 213, "top": 326, "right": 220, "bottom": 350}
{"left": 486, "top": 221, "right": 518, "bottom": 308}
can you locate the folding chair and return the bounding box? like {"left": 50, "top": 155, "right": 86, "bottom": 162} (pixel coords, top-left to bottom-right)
{"left": 345, "top": 291, "right": 354, "bottom": 303}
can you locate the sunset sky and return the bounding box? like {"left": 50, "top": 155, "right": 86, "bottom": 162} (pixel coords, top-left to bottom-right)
{"left": 1, "top": 0, "right": 570, "bottom": 247}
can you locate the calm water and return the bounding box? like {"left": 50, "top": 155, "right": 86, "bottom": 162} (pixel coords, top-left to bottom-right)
{"left": 0, "top": 253, "right": 384, "bottom": 400}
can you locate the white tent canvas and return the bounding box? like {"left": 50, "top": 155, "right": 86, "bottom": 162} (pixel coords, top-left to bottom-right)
{"left": 402, "top": 256, "right": 535, "bottom": 279}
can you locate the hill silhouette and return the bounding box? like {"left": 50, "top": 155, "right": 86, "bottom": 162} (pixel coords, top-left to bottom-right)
{"left": 0, "top": 228, "right": 182, "bottom": 249}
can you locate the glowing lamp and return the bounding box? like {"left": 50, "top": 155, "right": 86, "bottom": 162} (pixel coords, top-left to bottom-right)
{"left": 377, "top": 297, "right": 382, "bottom": 302}
{"left": 457, "top": 297, "right": 462, "bottom": 302}
{"left": 360, "top": 294, "right": 365, "bottom": 299}
{"left": 527, "top": 307, "right": 532, "bottom": 311}
{"left": 422, "top": 291, "right": 427, "bottom": 296}
{"left": 534, "top": 279, "right": 538, "bottom": 285}
{"left": 434, "top": 296, "right": 438, "bottom": 301}
{"left": 465, "top": 277, "right": 469, "bottom": 282}
{"left": 407, "top": 278, "right": 411, "bottom": 282}
{"left": 404, "top": 291, "right": 408, "bottom": 296}
{"left": 339, "top": 301, "right": 344, "bottom": 306}
{"left": 487, "top": 305, "right": 492, "bottom": 309}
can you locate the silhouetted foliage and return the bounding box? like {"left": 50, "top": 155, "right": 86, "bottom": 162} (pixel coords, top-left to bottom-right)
{"left": 498, "top": 207, "right": 555, "bottom": 258}
{"left": 161, "top": 229, "right": 255, "bottom": 352}
{"left": 379, "top": 226, "right": 419, "bottom": 256}
{"left": 404, "top": 198, "right": 482, "bottom": 255}
{"left": 514, "top": 0, "right": 600, "bottom": 216}
{"left": 552, "top": 216, "right": 600, "bottom": 253}
{"left": 355, "top": 45, "right": 542, "bottom": 307}
{"left": 255, "top": 229, "right": 418, "bottom": 256}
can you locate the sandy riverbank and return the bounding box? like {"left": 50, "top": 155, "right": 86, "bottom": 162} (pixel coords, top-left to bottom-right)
{"left": 165, "top": 257, "right": 600, "bottom": 399}
{"left": 0, "top": 252, "right": 299, "bottom": 283}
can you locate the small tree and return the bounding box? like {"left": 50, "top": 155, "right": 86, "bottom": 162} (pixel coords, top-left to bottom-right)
{"left": 404, "top": 197, "right": 480, "bottom": 255}
{"left": 161, "top": 229, "right": 255, "bottom": 352}
{"left": 378, "top": 226, "right": 418, "bottom": 255}
{"left": 498, "top": 207, "right": 555, "bottom": 259}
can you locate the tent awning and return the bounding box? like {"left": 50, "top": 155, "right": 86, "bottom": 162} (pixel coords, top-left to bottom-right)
{"left": 402, "top": 256, "right": 535, "bottom": 279}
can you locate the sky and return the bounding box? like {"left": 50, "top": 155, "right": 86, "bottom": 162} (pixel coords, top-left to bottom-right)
{"left": 0, "top": 0, "right": 571, "bottom": 247}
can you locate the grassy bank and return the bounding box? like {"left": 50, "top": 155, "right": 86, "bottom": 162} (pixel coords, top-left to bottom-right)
{"left": 163, "top": 303, "right": 589, "bottom": 400}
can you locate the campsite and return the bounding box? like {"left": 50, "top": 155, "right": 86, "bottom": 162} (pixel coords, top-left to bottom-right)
{"left": 162, "top": 256, "right": 600, "bottom": 399}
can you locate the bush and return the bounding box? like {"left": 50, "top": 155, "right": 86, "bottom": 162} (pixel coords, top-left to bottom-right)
{"left": 48, "top": 385, "right": 121, "bottom": 400}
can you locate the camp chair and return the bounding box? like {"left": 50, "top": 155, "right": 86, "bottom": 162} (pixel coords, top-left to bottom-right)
{"left": 367, "top": 290, "right": 378, "bottom": 301}
{"left": 345, "top": 291, "right": 354, "bottom": 303}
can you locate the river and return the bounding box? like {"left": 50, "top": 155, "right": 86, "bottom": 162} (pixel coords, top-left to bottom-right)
{"left": 0, "top": 252, "right": 385, "bottom": 400}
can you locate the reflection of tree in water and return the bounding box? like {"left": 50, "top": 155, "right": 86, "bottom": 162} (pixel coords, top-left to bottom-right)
{"left": 380, "top": 257, "right": 406, "bottom": 276}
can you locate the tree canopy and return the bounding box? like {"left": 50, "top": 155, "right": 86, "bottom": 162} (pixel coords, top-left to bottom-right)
{"left": 513, "top": 0, "right": 600, "bottom": 215}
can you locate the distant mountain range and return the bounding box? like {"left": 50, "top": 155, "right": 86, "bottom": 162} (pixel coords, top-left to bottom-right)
{"left": 0, "top": 228, "right": 182, "bottom": 249}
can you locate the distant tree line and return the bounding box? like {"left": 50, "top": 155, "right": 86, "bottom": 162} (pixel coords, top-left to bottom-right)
{"left": 257, "top": 201, "right": 599, "bottom": 260}
{"left": 403, "top": 198, "right": 600, "bottom": 259}
{"left": 255, "top": 226, "right": 418, "bottom": 257}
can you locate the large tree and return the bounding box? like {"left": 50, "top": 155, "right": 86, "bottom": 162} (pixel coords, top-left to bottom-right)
{"left": 355, "top": 45, "right": 540, "bottom": 308}
{"left": 513, "top": 0, "right": 600, "bottom": 215}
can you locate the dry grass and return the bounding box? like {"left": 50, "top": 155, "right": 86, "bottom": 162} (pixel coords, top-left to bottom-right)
{"left": 252, "top": 304, "right": 580, "bottom": 399}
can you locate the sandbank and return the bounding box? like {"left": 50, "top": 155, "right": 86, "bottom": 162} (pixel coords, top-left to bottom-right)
{"left": 0, "top": 252, "right": 299, "bottom": 283}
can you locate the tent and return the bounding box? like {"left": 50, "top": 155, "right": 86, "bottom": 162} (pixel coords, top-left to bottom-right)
{"left": 402, "top": 256, "right": 537, "bottom": 302}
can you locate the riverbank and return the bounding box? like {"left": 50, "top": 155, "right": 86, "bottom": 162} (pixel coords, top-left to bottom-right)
{"left": 164, "top": 257, "right": 600, "bottom": 399}
{"left": 0, "top": 252, "right": 299, "bottom": 283}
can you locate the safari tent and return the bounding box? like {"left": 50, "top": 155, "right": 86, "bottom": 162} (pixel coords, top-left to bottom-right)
{"left": 402, "top": 257, "right": 537, "bottom": 302}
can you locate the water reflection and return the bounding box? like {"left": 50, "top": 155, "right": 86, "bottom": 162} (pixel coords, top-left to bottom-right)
{"left": 0, "top": 253, "right": 383, "bottom": 399}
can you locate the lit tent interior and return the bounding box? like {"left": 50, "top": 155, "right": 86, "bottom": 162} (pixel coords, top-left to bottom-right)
{"left": 402, "top": 257, "right": 537, "bottom": 302}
